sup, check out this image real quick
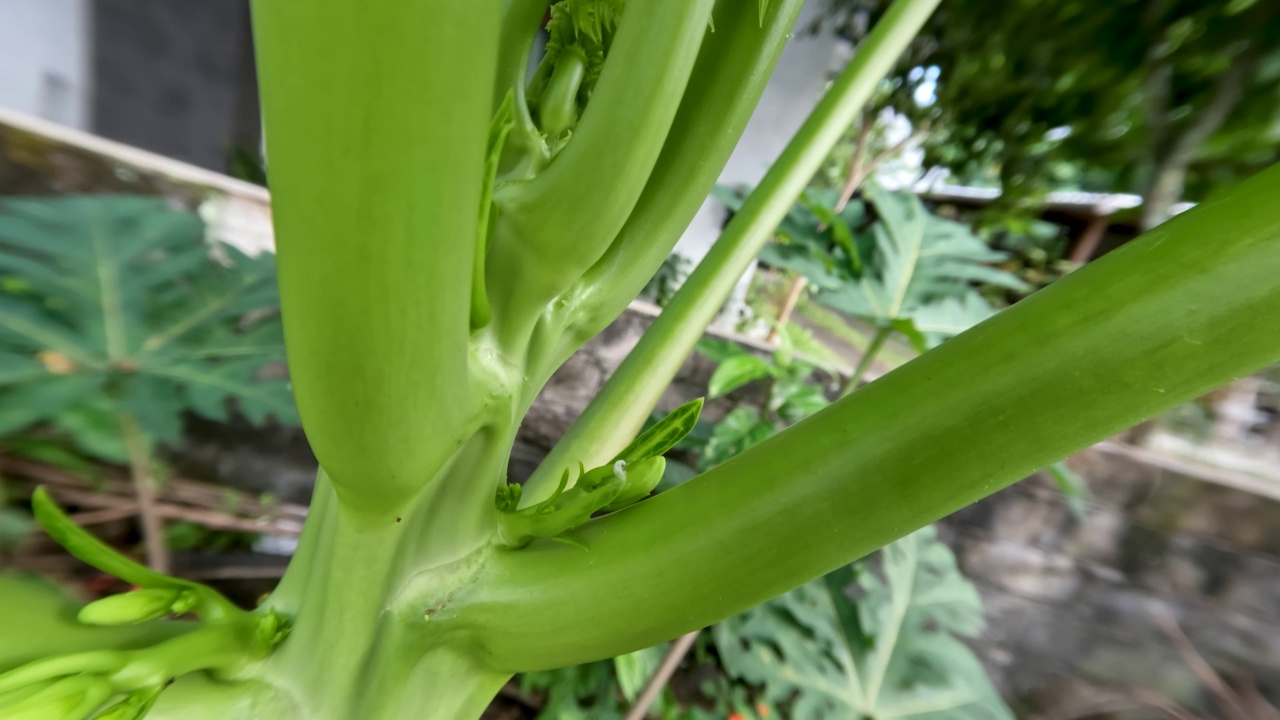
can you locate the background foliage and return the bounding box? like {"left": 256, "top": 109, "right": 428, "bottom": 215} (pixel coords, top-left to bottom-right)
{"left": 0, "top": 195, "right": 295, "bottom": 463}
{"left": 819, "top": 0, "right": 1280, "bottom": 228}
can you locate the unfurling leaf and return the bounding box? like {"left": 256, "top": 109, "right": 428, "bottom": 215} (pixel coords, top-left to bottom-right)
{"left": 614, "top": 397, "right": 704, "bottom": 464}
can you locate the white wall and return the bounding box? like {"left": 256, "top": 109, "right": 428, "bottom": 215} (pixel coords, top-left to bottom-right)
{"left": 673, "top": 2, "right": 845, "bottom": 330}
{"left": 0, "top": 0, "right": 91, "bottom": 129}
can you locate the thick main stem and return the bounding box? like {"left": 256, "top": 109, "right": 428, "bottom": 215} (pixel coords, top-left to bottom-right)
{"left": 249, "top": 427, "right": 513, "bottom": 720}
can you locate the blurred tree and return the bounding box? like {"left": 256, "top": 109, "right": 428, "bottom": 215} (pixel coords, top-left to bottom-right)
{"left": 820, "top": 0, "right": 1280, "bottom": 229}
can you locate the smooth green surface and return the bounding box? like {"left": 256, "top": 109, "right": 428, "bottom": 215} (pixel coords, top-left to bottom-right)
{"left": 566, "top": 0, "right": 809, "bottom": 347}
{"left": 488, "top": 0, "right": 714, "bottom": 348}
{"left": 252, "top": 1, "right": 497, "bottom": 521}
{"left": 458, "top": 163, "right": 1280, "bottom": 670}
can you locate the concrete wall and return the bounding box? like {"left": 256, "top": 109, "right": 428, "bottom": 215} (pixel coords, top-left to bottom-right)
{"left": 0, "top": 0, "right": 258, "bottom": 172}
{"left": 0, "top": 0, "right": 91, "bottom": 129}
{"left": 91, "top": 0, "right": 259, "bottom": 171}
{"left": 674, "top": 3, "right": 846, "bottom": 329}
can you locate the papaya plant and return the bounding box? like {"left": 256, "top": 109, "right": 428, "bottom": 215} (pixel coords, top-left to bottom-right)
{"left": 714, "top": 184, "right": 1028, "bottom": 388}
{"left": 523, "top": 324, "right": 1006, "bottom": 718}
{"left": 0, "top": 196, "right": 295, "bottom": 573}
{"left": 2, "top": 0, "right": 1280, "bottom": 718}
{"left": 717, "top": 527, "right": 1009, "bottom": 720}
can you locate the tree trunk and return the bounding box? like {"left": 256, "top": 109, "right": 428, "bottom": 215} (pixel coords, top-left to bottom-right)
{"left": 1139, "top": 54, "right": 1254, "bottom": 231}
{"left": 1139, "top": 162, "right": 1188, "bottom": 233}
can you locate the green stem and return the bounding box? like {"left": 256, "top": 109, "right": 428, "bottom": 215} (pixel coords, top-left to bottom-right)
{"left": 118, "top": 414, "right": 168, "bottom": 574}
{"left": 459, "top": 162, "right": 1280, "bottom": 671}
{"left": 488, "top": 0, "right": 715, "bottom": 351}
{"left": 562, "top": 0, "right": 808, "bottom": 350}
{"left": 256, "top": 431, "right": 508, "bottom": 719}
{"left": 252, "top": 0, "right": 497, "bottom": 522}
{"left": 523, "top": 0, "right": 943, "bottom": 502}
{"left": 495, "top": 0, "right": 552, "bottom": 112}
{"left": 842, "top": 325, "right": 891, "bottom": 396}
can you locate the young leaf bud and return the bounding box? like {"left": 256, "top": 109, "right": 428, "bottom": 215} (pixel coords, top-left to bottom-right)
{"left": 77, "top": 589, "right": 188, "bottom": 626}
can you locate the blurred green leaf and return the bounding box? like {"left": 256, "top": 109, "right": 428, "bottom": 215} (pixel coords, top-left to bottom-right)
{"left": 614, "top": 643, "right": 666, "bottom": 703}
{"left": 0, "top": 196, "right": 297, "bottom": 461}
{"left": 908, "top": 292, "right": 998, "bottom": 349}
{"left": 0, "top": 373, "right": 106, "bottom": 436}
{"left": 819, "top": 189, "right": 1025, "bottom": 334}
{"left": 699, "top": 408, "right": 776, "bottom": 470}
{"left": 771, "top": 376, "right": 830, "bottom": 423}
{"left": 778, "top": 324, "right": 846, "bottom": 376}
{"left": 694, "top": 337, "right": 749, "bottom": 364}
{"left": 1046, "top": 460, "right": 1090, "bottom": 520}
{"left": 707, "top": 355, "right": 776, "bottom": 398}
{"left": 715, "top": 527, "right": 1012, "bottom": 720}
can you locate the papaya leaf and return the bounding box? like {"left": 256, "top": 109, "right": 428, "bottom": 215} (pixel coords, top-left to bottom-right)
{"left": 818, "top": 189, "right": 1026, "bottom": 335}
{"left": 0, "top": 196, "right": 296, "bottom": 461}
{"left": 907, "top": 291, "right": 997, "bottom": 349}
{"left": 715, "top": 527, "right": 1012, "bottom": 720}
{"left": 708, "top": 354, "right": 776, "bottom": 398}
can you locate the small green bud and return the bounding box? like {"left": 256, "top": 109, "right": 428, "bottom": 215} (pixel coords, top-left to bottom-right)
{"left": 496, "top": 473, "right": 624, "bottom": 549}
{"left": 577, "top": 462, "right": 617, "bottom": 491}
{"left": 254, "top": 609, "right": 292, "bottom": 651}
{"left": 78, "top": 588, "right": 192, "bottom": 626}
{"left": 603, "top": 457, "right": 665, "bottom": 511}
{"left": 495, "top": 483, "right": 523, "bottom": 512}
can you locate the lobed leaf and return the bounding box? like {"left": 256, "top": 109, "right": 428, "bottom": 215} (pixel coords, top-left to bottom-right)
{"left": 0, "top": 196, "right": 294, "bottom": 463}
{"left": 716, "top": 527, "right": 1012, "bottom": 720}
